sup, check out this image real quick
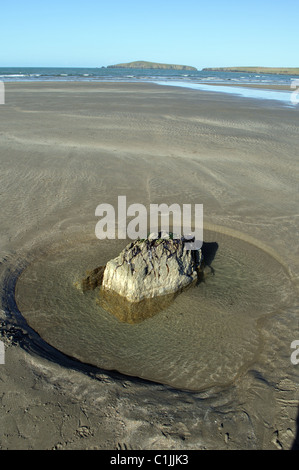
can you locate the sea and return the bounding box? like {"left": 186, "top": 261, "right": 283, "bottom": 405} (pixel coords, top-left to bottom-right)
{"left": 1, "top": 67, "right": 298, "bottom": 105}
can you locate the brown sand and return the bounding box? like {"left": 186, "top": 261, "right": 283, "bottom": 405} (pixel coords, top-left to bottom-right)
{"left": 0, "top": 82, "right": 299, "bottom": 450}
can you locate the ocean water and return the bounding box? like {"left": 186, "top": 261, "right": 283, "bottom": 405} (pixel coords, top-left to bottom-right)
{"left": 1, "top": 66, "right": 298, "bottom": 105}
{"left": 0, "top": 66, "right": 298, "bottom": 85}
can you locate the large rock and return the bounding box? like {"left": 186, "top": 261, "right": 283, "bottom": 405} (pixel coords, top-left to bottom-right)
{"left": 101, "top": 233, "right": 202, "bottom": 303}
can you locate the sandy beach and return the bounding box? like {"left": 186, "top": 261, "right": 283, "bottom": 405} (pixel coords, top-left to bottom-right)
{"left": 0, "top": 81, "right": 298, "bottom": 450}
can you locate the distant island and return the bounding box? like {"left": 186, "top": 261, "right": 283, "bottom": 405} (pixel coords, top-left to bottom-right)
{"left": 202, "top": 66, "right": 299, "bottom": 76}
{"left": 107, "top": 61, "right": 197, "bottom": 71}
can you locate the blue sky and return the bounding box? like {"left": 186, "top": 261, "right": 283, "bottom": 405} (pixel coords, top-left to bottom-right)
{"left": 1, "top": 0, "right": 298, "bottom": 68}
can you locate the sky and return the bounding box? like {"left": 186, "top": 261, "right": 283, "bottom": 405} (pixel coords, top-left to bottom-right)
{"left": 0, "top": 0, "right": 298, "bottom": 69}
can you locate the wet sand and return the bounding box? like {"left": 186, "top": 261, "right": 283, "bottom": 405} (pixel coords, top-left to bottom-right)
{"left": 202, "top": 83, "right": 293, "bottom": 91}
{"left": 0, "top": 82, "right": 299, "bottom": 450}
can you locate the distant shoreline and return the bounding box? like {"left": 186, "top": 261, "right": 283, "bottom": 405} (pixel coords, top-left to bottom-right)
{"left": 202, "top": 66, "right": 299, "bottom": 75}
{"left": 107, "top": 60, "right": 197, "bottom": 71}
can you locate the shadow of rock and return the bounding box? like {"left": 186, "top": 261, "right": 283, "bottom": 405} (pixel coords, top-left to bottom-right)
{"left": 201, "top": 241, "right": 219, "bottom": 267}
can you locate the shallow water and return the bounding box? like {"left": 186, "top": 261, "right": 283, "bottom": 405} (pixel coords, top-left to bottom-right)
{"left": 15, "top": 229, "right": 295, "bottom": 391}
{"left": 155, "top": 80, "right": 294, "bottom": 106}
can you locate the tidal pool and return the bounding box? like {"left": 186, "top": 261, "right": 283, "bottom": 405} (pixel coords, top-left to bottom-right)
{"left": 15, "top": 229, "right": 294, "bottom": 391}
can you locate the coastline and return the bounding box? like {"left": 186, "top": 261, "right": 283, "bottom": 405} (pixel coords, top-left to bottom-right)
{"left": 0, "top": 81, "right": 298, "bottom": 449}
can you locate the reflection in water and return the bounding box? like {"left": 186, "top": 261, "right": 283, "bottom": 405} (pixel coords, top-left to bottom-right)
{"left": 98, "top": 287, "right": 179, "bottom": 324}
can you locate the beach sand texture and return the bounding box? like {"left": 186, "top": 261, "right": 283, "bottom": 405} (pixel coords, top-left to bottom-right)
{"left": 0, "top": 82, "right": 298, "bottom": 450}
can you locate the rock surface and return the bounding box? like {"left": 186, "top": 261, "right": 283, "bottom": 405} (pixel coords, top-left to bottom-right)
{"left": 81, "top": 266, "right": 105, "bottom": 293}
{"left": 101, "top": 233, "right": 202, "bottom": 303}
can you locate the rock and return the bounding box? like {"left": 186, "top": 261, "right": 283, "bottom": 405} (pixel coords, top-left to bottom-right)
{"left": 80, "top": 266, "right": 105, "bottom": 293}
{"left": 101, "top": 233, "right": 202, "bottom": 303}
